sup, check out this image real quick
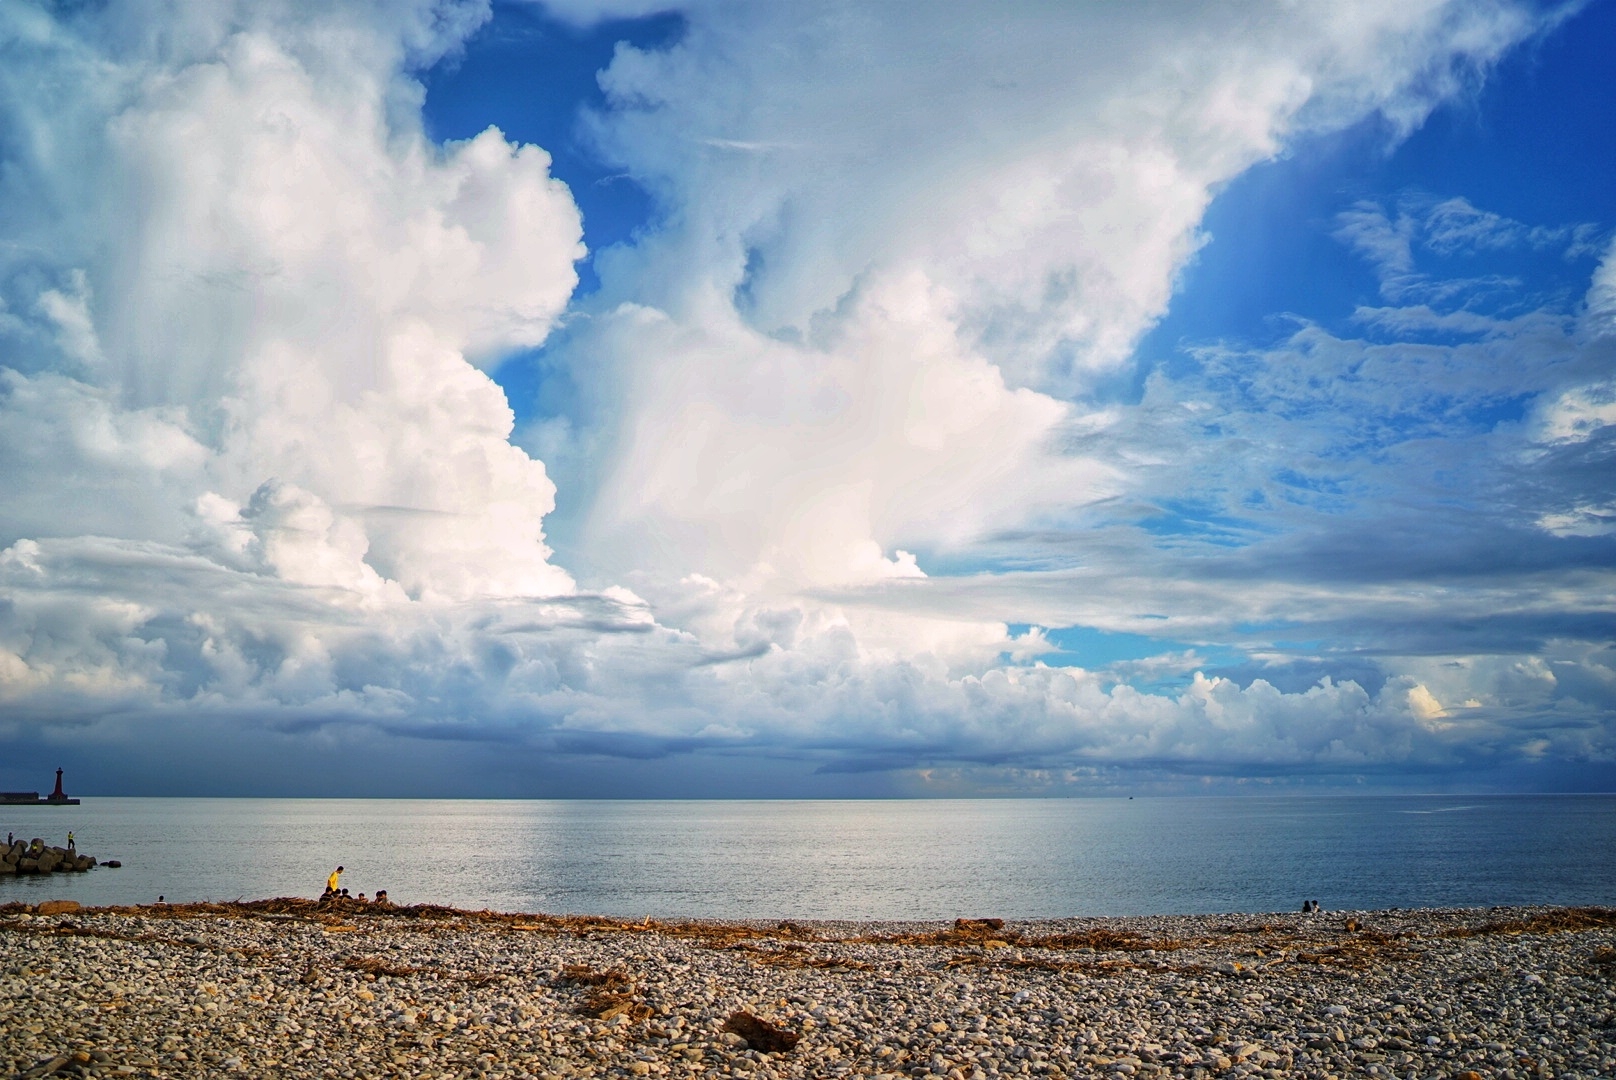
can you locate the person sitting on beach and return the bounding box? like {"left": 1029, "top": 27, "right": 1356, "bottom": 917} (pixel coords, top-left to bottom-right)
{"left": 374, "top": 890, "right": 390, "bottom": 906}
{"left": 327, "top": 865, "right": 343, "bottom": 894}
{"left": 356, "top": 893, "right": 367, "bottom": 902}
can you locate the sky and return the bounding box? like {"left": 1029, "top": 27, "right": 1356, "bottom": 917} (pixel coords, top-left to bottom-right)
{"left": 0, "top": 0, "right": 1613, "bottom": 797}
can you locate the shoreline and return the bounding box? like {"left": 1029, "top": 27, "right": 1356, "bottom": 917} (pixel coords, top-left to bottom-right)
{"left": 3, "top": 902, "right": 1614, "bottom": 1079}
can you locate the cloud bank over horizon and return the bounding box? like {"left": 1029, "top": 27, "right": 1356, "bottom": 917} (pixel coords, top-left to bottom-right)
{"left": 0, "top": 0, "right": 1612, "bottom": 796}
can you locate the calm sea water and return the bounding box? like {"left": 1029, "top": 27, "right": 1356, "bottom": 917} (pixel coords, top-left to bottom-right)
{"left": 2, "top": 796, "right": 1612, "bottom": 919}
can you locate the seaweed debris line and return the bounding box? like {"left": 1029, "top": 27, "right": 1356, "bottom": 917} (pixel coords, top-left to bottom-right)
{"left": 1, "top": 768, "right": 81, "bottom": 805}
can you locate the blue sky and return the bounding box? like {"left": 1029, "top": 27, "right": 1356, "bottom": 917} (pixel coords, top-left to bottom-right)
{"left": 422, "top": 5, "right": 685, "bottom": 295}
{"left": 0, "top": 0, "right": 1612, "bottom": 796}
{"left": 1148, "top": 1, "right": 1616, "bottom": 353}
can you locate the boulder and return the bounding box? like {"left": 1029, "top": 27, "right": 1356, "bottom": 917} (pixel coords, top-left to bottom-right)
{"left": 73, "top": 856, "right": 92, "bottom": 871}
{"left": 103, "top": 860, "right": 122, "bottom": 868}
{"left": 0, "top": 860, "right": 13, "bottom": 874}
{"left": 18, "top": 858, "right": 38, "bottom": 873}
{"left": 34, "top": 899, "right": 81, "bottom": 916}
{"left": 36, "top": 851, "right": 60, "bottom": 873}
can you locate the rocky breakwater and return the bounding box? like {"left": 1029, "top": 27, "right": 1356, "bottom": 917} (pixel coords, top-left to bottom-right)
{"left": 0, "top": 839, "right": 100, "bottom": 877}
{"left": 2, "top": 901, "right": 1616, "bottom": 1080}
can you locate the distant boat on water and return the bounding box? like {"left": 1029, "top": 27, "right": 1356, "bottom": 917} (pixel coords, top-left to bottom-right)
{"left": 0, "top": 768, "right": 80, "bottom": 806}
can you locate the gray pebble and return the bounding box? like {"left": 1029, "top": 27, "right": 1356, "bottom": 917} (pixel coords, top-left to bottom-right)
{"left": 0, "top": 903, "right": 1613, "bottom": 1080}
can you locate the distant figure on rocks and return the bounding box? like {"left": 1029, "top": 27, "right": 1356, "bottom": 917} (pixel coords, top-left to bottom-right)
{"left": 327, "top": 865, "right": 343, "bottom": 894}
{"left": 156, "top": 895, "right": 166, "bottom": 905}
{"left": 66, "top": 831, "right": 74, "bottom": 852}
{"left": 6, "top": 832, "right": 11, "bottom": 846}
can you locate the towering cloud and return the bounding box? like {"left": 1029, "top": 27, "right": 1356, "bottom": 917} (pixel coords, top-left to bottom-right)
{"left": 1, "top": 0, "right": 580, "bottom": 603}
{"left": 565, "top": 0, "right": 1545, "bottom": 586}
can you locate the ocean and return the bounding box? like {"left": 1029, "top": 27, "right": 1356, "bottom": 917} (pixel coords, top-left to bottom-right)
{"left": 2, "top": 795, "right": 1613, "bottom": 919}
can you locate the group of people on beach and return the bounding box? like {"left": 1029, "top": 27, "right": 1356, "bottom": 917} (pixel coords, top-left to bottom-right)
{"left": 320, "top": 865, "right": 389, "bottom": 906}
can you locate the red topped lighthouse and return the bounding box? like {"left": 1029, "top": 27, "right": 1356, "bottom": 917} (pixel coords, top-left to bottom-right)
{"left": 1, "top": 769, "right": 79, "bottom": 805}
{"left": 43, "top": 768, "right": 79, "bottom": 805}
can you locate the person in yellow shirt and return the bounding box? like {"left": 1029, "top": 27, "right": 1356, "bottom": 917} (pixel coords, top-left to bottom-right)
{"left": 327, "top": 865, "right": 344, "bottom": 894}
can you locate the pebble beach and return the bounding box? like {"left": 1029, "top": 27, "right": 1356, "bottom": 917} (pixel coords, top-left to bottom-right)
{"left": 3, "top": 900, "right": 1615, "bottom": 1080}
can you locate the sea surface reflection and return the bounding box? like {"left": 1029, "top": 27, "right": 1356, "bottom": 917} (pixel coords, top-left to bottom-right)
{"left": 2, "top": 795, "right": 1612, "bottom": 918}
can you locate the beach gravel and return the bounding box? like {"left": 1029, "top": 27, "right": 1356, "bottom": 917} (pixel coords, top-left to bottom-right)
{"left": 3, "top": 901, "right": 1615, "bottom": 1079}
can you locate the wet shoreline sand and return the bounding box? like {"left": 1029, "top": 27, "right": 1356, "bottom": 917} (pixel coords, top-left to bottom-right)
{"left": 3, "top": 901, "right": 1615, "bottom": 1079}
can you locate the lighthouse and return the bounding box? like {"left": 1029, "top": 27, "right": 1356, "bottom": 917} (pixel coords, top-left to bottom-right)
{"left": 1, "top": 769, "right": 79, "bottom": 805}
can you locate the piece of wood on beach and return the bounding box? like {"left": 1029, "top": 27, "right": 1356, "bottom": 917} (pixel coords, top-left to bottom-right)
{"left": 722, "top": 1011, "right": 801, "bottom": 1053}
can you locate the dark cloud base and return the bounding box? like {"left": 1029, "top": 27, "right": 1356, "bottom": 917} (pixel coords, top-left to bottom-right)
{"left": 4, "top": 718, "right": 1611, "bottom": 800}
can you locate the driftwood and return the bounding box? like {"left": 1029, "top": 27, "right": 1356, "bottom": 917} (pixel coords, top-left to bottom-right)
{"left": 722, "top": 1011, "right": 800, "bottom": 1053}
